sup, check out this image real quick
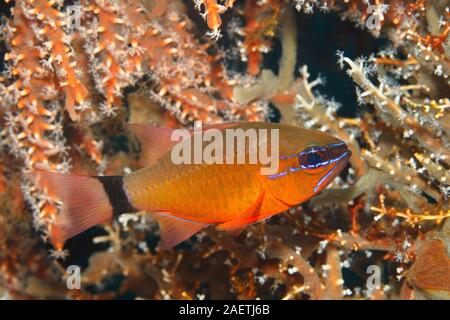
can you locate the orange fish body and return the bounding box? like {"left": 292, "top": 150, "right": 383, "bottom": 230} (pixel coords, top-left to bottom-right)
{"left": 30, "top": 122, "right": 351, "bottom": 249}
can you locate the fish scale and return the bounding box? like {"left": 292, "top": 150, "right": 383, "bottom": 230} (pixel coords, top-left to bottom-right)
{"left": 126, "top": 159, "right": 261, "bottom": 223}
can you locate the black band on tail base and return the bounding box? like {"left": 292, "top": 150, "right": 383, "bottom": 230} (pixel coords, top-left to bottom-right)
{"left": 96, "top": 176, "right": 137, "bottom": 216}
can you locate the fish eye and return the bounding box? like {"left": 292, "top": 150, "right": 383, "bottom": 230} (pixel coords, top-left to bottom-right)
{"left": 298, "top": 146, "right": 330, "bottom": 173}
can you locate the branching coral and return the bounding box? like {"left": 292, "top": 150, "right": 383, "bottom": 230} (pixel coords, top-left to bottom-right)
{"left": 0, "top": 0, "right": 449, "bottom": 300}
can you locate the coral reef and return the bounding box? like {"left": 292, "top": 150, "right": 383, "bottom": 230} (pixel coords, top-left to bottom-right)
{"left": 0, "top": 0, "right": 449, "bottom": 299}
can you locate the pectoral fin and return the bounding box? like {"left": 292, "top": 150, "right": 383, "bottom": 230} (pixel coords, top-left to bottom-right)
{"left": 217, "top": 188, "right": 266, "bottom": 231}
{"left": 149, "top": 212, "right": 209, "bottom": 250}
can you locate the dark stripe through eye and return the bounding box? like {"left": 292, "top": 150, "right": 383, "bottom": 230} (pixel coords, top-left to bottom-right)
{"left": 298, "top": 146, "right": 330, "bottom": 170}
{"left": 306, "top": 152, "right": 323, "bottom": 166}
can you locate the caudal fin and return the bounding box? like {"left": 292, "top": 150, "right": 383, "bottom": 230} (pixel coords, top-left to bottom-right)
{"left": 27, "top": 171, "right": 115, "bottom": 245}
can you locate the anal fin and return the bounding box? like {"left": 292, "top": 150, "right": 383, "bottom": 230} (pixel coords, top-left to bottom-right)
{"left": 149, "top": 212, "right": 209, "bottom": 250}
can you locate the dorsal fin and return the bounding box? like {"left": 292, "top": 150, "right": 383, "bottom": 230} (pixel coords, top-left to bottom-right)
{"left": 200, "top": 122, "right": 240, "bottom": 131}
{"left": 149, "top": 212, "right": 209, "bottom": 250}
{"left": 127, "top": 123, "right": 241, "bottom": 166}
{"left": 127, "top": 124, "right": 177, "bottom": 166}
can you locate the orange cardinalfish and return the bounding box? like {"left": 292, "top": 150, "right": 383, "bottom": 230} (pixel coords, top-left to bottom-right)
{"left": 28, "top": 122, "right": 351, "bottom": 250}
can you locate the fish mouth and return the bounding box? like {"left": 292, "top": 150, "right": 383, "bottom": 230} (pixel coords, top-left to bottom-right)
{"left": 313, "top": 142, "right": 351, "bottom": 193}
